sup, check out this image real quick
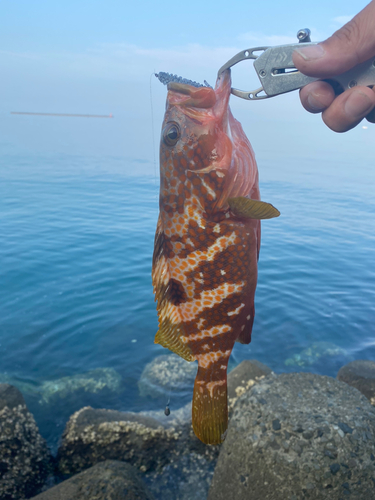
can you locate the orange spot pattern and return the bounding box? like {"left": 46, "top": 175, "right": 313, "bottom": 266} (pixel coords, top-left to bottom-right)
{"left": 154, "top": 123, "right": 258, "bottom": 390}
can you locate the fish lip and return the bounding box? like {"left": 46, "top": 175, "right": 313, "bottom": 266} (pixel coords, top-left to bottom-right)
{"left": 215, "top": 68, "right": 231, "bottom": 91}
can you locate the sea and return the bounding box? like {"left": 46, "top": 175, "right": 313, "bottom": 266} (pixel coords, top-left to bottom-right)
{"left": 1, "top": 106, "right": 375, "bottom": 452}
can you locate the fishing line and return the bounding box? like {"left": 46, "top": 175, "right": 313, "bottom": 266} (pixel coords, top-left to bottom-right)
{"left": 149, "top": 72, "right": 158, "bottom": 189}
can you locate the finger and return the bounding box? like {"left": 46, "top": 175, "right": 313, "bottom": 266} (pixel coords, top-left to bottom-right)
{"left": 292, "top": 0, "right": 375, "bottom": 77}
{"left": 299, "top": 81, "right": 336, "bottom": 113}
{"left": 321, "top": 86, "right": 375, "bottom": 132}
{"left": 366, "top": 108, "right": 375, "bottom": 123}
{"left": 366, "top": 87, "right": 375, "bottom": 123}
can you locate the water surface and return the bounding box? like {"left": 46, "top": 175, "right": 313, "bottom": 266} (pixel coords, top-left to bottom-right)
{"left": 0, "top": 117, "right": 374, "bottom": 449}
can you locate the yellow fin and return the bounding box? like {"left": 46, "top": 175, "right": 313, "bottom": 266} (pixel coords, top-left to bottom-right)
{"left": 152, "top": 221, "right": 195, "bottom": 362}
{"left": 192, "top": 368, "right": 228, "bottom": 445}
{"left": 228, "top": 196, "right": 280, "bottom": 219}
{"left": 155, "top": 316, "right": 195, "bottom": 362}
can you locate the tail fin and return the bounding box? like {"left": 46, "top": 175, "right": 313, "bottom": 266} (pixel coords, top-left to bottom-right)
{"left": 192, "top": 365, "right": 228, "bottom": 445}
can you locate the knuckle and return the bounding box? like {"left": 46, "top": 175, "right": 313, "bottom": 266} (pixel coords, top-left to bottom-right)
{"left": 331, "top": 20, "right": 362, "bottom": 65}
{"left": 333, "top": 20, "right": 360, "bottom": 45}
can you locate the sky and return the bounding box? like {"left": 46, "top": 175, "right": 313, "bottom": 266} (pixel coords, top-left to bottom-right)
{"left": 0, "top": 0, "right": 373, "bottom": 170}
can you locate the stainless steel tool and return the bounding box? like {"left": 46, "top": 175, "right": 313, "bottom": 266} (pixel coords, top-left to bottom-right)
{"left": 217, "top": 29, "right": 375, "bottom": 100}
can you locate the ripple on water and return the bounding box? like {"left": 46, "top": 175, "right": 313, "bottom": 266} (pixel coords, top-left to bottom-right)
{"left": 0, "top": 153, "right": 374, "bottom": 446}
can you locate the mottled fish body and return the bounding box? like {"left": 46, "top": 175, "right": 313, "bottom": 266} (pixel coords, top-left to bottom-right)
{"left": 152, "top": 70, "right": 279, "bottom": 445}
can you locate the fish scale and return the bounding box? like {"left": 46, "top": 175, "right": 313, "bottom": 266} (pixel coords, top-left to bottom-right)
{"left": 152, "top": 69, "right": 280, "bottom": 444}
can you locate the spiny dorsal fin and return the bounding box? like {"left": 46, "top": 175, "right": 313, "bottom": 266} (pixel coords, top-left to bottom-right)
{"left": 228, "top": 197, "right": 280, "bottom": 220}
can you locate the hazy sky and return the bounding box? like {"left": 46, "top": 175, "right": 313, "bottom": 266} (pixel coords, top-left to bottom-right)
{"left": 0, "top": 0, "right": 373, "bottom": 171}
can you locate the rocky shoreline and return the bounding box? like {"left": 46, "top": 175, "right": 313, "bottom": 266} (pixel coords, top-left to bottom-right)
{"left": 1, "top": 358, "right": 375, "bottom": 499}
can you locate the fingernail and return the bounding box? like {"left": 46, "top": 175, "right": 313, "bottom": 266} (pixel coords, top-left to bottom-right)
{"left": 294, "top": 44, "right": 325, "bottom": 61}
{"left": 344, "top": 90, "right": 374, "bottom": 119}
{"left": 307, "top": 92, "right": 326, "bottom": 112}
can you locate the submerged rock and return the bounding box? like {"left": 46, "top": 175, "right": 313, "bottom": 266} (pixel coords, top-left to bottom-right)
{"left": 0, "top": 368, "right": 122, "bottom": 405}
{"left": 30, "top": 460, "right": 155, "bottom": 500}
{"left": 338, "top": 359, "right": 375, "bottom": 405}
{"left": 0, "top": 384, "right": 51, "bottom": 500}
{"left": 38, "top": 368, "right": 122, "bottom": 404}
{"left": 138, "top": 354, "right": 197, "bottom": 400}
{"left": 0, "top": 373, "right": 40, "bottom": 397}
{"left": 284, "top": 341, "right": 346, "bottom": 367}
{"left": 209, "top": 372, "right": 375, "bottom": 500}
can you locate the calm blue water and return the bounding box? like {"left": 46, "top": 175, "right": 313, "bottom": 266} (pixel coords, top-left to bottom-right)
{"left": 1, "top": 130, "right": 375, "bottom": 449}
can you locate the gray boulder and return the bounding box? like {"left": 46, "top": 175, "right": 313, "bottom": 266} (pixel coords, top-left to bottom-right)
{"left": 209, "top": 372, "right": 375, "bottom": 500}
{"left": 227, "top": 359, "right": 272, "bottom": 414}
{"left": 337, "top": 360, "right": 375, "bottom": 405}
{"left": 0, "top": 384, "right": 51, "bottom": 500}
{"left": 138, "top": 354, "right": 197, "bottom": 400}
{"left": 56, "top": 359, "right": 272, "bottom": 500}
{"left": 30, "top": 460, "right": 154, "bottom": 500}
{"left": 57, "top": 406, "right": 180, "bottom": 475}
{"left": 56, "top": 405, "right": 219, "bottom": 500}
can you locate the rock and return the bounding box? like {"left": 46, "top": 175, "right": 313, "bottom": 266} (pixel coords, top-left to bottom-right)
{"left": 227, "top": 359, "right": 272, "bottom": 413}
{"left": 30, "top": 460, "right": 154, "bottom": 500}
{"left": 38, "top": 368, "right": 122, "bottom": 404}
{"left": 0, "top": 384, "right": 51, "bottom": 500}
{"left": 57, "top": 406, "right": 182, "bottom": 475}
{"left": 337, "top": 360, "right": 375, "bottom": 405}
{"left": 57, "top": 404, "right": 219, "bottom": 500}
{"left": 208, "top": 372, "right": 375, "bottom": 500}
{"left": 143, "top": 451, "right": 218, "bottom": 500}
{"left": 0, "top": 374, "right": 40, "bottom": 397}
{"left": 56, "top": 359, "right": 272, "bottom": 500}
{"left": 0, "top": 368, "right": 122, "bottom": 405}
{"left": 138, "top": 354, "right": 197, "bottom": 400}
{"left": 284, "top": 341, "right": 346, "bottom": 367}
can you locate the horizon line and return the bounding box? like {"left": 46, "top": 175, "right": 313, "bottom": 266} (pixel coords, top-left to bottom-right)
{"left": 10, "top": 112, "right": 114, "bottom": 118}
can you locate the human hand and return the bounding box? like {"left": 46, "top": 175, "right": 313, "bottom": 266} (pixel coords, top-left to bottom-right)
{"left": 292, "top": 1, "right": 375, "bottom": 132}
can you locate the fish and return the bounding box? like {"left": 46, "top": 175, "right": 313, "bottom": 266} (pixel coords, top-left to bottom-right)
{"left": 152, "top": 69, "right": 279, "bottom": 445}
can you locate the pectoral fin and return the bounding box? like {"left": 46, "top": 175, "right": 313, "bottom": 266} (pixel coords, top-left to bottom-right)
{"left": 228, "top": 197, "right": 280, "bottom": 220}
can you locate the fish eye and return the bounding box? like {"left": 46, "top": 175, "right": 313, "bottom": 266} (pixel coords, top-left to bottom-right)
{"left": 163, "top": 122, "right": 180, "bottom": 147}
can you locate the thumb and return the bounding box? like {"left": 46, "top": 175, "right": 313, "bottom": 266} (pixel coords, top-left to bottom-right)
{"left": 293, "top": 0, "right": 375, "bottom": 77}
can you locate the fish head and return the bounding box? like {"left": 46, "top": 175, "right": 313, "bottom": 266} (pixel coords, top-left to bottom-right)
{"left": 159, "top": 70, "right": 258, "bottom": 216}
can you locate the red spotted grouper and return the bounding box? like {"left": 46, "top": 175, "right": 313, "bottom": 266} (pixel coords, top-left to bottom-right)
{"left": 152, "top": 69, "right": 279, "bottom": 445}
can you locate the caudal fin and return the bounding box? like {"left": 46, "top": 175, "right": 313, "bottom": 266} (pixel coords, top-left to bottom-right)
{"left": 192, "top": 366, "right": 228, "bottom": 445}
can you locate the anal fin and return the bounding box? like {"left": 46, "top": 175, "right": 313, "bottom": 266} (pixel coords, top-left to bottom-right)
{"left": 155, "top": 315, "right": 195, "bottom": 362}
